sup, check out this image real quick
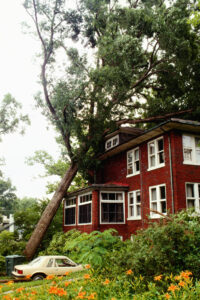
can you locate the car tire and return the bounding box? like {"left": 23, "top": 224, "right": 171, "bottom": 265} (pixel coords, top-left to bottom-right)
{"left": 32, "top": 274, "right": 45, "bottom": 281}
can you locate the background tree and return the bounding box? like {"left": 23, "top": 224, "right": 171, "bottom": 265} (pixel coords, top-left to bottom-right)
{"left": 23, "top": 0, "right": 200, "bottom": 259}
{"left": 0, "top": 93, "right": 29, "bottom": 137}
{"left": 0, "top": 173, "right": 18, "bottom": 217}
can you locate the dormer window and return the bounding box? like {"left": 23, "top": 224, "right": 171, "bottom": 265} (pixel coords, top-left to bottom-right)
{"left": 105, "top": 135, "right": 119, "bottom": 151}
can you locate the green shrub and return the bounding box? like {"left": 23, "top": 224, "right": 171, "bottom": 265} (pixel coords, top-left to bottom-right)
{"left": 0, "top": 231, "right": 26, "bottom": 256}
{"left": 0, "top": 255, "right": 5, "bottom": 274}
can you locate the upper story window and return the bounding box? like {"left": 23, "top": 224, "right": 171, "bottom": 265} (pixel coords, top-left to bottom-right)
{"left": 183, "top": 134, "right": 200, "bottom": 165}
{"left": 149, "top": 184, "right": 166, "bottom": 218}
{"left": 105, "top": 135, "right": 119, "bottom": 151}
{"left": 186, "top": 183, "right": 200, "bottom": 212}
{"left": 78, "top": 193, "right": 92, "bottom": 225}
{"left": 127, "top": 148, "right": 140, "bottom": 176}
{"left": 100, "top": 192, "right": 124, "bottom": 224}
{"left": 148, "top": 137, "right": 165, "bottom": 170}
{"left": 128, "top": 190, "right": 141, "bottom": 220}
{"left": 64, "top": 198, "right": 76, "bottom": 226}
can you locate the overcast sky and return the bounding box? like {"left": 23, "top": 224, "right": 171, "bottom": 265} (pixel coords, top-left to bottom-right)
{"left": 0, "top": 0, "right": 60, "bottom": 199}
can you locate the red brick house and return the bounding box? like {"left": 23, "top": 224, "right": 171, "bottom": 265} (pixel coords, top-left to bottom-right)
{"left": 63, "top": 118, "right": 200, "bottom": 240}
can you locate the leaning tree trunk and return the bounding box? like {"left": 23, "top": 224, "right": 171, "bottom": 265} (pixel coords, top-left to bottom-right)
{"left": 24, "top": 162, "right": 78, "bottom": 260}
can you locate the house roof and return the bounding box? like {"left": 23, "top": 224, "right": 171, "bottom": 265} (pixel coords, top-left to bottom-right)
{"left": 104, "top": 127, "right": 144, "bottom": 140}
{"left": 66, "top": 182, "right": 129, "bottom": 198}
{"left": 100, "top": 118, "right": 200, "bottom": 160}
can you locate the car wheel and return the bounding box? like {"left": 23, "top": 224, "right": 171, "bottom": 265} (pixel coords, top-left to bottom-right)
{"left": 32, "top": 274, "right": 45, "bottom": 281}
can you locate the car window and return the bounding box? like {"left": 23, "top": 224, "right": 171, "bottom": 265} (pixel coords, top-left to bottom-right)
{"left": 29, "top": 257, "right": 43, "bottom": 266}
{"left": 55, "top": 258, "right": 76, "bottom": 267}
{"left": 46, "top": 258, "right": 54, "bottom": 268}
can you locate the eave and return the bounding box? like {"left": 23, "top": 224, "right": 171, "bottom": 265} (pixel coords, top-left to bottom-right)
{"left": 100, "top": 118, "right": 200, "bottom": 160}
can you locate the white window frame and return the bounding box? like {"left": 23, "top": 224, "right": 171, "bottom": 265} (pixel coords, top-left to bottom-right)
{"left": 78, "top": 193, "right": 92, "bottom": 225}
{"left": 186, "top": 182, "right": 200, "bottom": 212}
{"left": 149, "top": 184, "right": 167, "bottom": 218}
{"left": 127, "top": 190, "right": 141, "bottom": 220}
{"left": 183, "top": 134, "right": 200, "bottom": 165}
{"left": 148, "top": 137, "right": 165, "bottom": 170}
{"left": 105, "top": 135, "right": 119, "bottom": 151}
{"left": 64, "top": 197, "right": 76, "bottom": 226}
{"left": 100, "top": 191, "right": 125, "bottom": 224}
{"left": 127, "top": 147, "right": 140, "bottom": 177}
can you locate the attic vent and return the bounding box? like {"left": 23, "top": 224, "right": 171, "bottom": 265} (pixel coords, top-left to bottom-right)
{"left": 105, "top": 135, "right": 119, "bottom": 151}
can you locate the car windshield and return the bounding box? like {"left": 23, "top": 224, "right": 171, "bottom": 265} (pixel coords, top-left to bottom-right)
{"left": 28, "top": 257, "right": 43, "bottom": 266}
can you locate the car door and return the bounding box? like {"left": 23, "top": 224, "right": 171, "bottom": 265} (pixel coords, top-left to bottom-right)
{"left": 54, "top": 258, "right": 82, "bottom": 275}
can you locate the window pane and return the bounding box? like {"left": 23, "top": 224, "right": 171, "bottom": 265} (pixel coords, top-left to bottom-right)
{"left": 116, "top": 193, "right": 123, "bottom": 201}
{"left": 195, "top": 138, "right": 200, "bottom": 148}
{"left": 135, "top": 149, "right": 139, "bottom": 160}
{"left": 135, "top": 160, "right": 140, "bottom": 172}
{"left": 198, "top": 185, "right": 200, "bottom": 198}
{"left": 109, "top": 193, "right": 115, "bottom": 200}
{"left": 196, "top": 149, "right": 200, "bottom": 164}
{"left": 129, "top": 206, "right": 134, "bottom": 217}
{"left": 127, "top": 165, "right": 133, "bottom": 174}
{"left": 187, "top": 184, "right": 194, "bottom": 197}
{"left": 65, "top": 207, "right": 75, "bottom": 225}
{"left": 187, "top": 199, "right": 195, "bottom": 208}
{"left": 183, "top": 135, "right": 192, "bottom": 147}
{"left": 149, "top": 142, "right": 155, "bottom": 154}
{"left": 160, "top": 186, "right": 166, "bottom": 199}
{"left": 101, "top": 203, "right": 124, "bottom": 223}
{"left": 102, "top": 193, "right": 108, "bottom": 200}
{"left": 136, "top": 205, "right": 141, "bottom": 216}
{"left": 151, "top": 188, "right": 157, "bottom": 201}
{"left": 161, "top": 201, "right": 166, "bottom": 213}
{"left": 159, "top": 152, "right": 164, "bottom": 164}
{"left": 113, "top": 138, "right": 118, "bottom": 146}
{"left": 184, "top": 148, "right": 192, "bottom": 161}
{"left": 128, "top": 152, "right": 133, "bottom": 163}
{"left": 79, "top": 204, "right": 91, "bottom": 224}
{"left": 136, "top": 192, "right": 141, "bottom": 203}
{"left": 150, "top": 156, "right": 155, "bottom": 167}
{"left": 158, "top": 139, "right": 164, "bottom": 151}
{"left": 129, "top": 193, "right": 134, "bottom": 204}
{"left": 152, "top": 203, "right": 157, "bottom": 211}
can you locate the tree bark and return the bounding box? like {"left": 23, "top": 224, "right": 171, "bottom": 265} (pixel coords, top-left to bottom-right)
{"left": 24, "top": 162, "right": 78, "bottom": 260}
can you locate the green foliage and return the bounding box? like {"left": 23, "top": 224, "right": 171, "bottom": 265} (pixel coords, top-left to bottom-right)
{"left": 0, "top": 255, "right": 5, "bottom": 274}
{"left": 0, "top": 231, "right": 25, "bottom": 257}
{"left": 0, "top": 93, "right": 29, "bottom": 137}
{"left": 0, "top": 174, "right": 18, "bottom": 217}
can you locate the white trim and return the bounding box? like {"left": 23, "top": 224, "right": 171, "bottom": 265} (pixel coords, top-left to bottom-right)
{"left": 127, "top": 190, "right": 141, "bottom": 220}
{"left": 78, "top": 193, "right": 92, "bottom": 225}
{"left": 105, "top": 135, "right": 119, "bottom": 151}
{"left": 149, "top": 184, "right": 167, "bottom": 218}
{"left": 126, "top": 147, "right": 140, "bottom": 177}
{"left": 185, "top": 182, "right": 200, "bottom": 212}
{"left": 64, "top": 197, "right": 76, "bottom": 226}
{"left": 148, "top": 136, "right": 165, "bottom": 171}
{"left": 100, "top": 191, "right": 125, "bottom": 224}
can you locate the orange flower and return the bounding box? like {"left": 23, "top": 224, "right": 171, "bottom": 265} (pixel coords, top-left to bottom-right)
{"left": 64, "top": 281, "right": 72, "bottom": 287}
{"left": 3, "top": 296, "right": 12, "bottom": 300}
{"left": 174, "top": 275, "right": 181, "bottom": 281}
{"left": 57, "top": 288, "right": 67, "bottom": 296}
{"left": 165, "top": 293, "right": 171, "bottom": 299}
{"left": 178, "top": 281, "right": 186, "bottom": 287}
{"left": 84, "top": 274, "right": 90, "bottom": 279}
{"left": 85, "top": 264, "right": 91, "bottom": 269}
{"left": 49, "top": 286, "right": 58, "bottom": 294}
{"left": 87, "top": 293, "right": 96, "bottom": 299}
{"left": 168, "top": 284, "right": 179, "bottom": 292}
{"left": 31, "top": 290, "right": 37, "bottom": 295}
{"left": 126, "top": 269, "right": 133, "bottom": 275}
{"left": 65, "top": 271, "right": 71, "bottom": 276}
{"left": 76, "top": 291, "right": 86, "bottom": 299}
{"left": 16, "top": 287, "right": 25, "bottom": 292}
{"left": 180, "top": 271, "right": 192, "bottom": 280}
{"left": 46, "top": 274, "right": 54, "bottom": 280}
{"left": 103, "top": 279, "right": 110, "bottom": 285}
{"left": 6, "top": 281, "right": 14, "bottom": 285}
{"left": 154, "top": 275, "right": 162, "bottom": 281}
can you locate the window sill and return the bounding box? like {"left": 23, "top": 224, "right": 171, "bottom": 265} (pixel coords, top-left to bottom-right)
{"left": 126, "top": 172, "right": 140, "bottom": 178}
{"left": 147, "top": 164, "right": 165, "bottom": 172}
{"left": 78, "top": 222, "right": 92, "bottom": 225}
{"left": 150, "top": 214, "right": 166, "bottom": 219}
{"left": 183, "top": 161, "right": 200, "bottom": 166}
{"left": 100, "top": 221, "right": 125, "bottom": 225}
{"left": 127, "top": 217, "right": 141, "bottom": 221}
{"left": 64, "top": 224, "right": 76, "bottom": 226}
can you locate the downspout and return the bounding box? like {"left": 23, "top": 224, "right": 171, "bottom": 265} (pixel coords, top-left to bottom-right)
{"left": 140, "top": 147, "right": 144, "bottom": 228}
{"left": 168, "top": 133, "right": 175, "bottom": 214}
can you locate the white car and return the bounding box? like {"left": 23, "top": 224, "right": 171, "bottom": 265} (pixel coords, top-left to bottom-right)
{"left": 12, "top": 255, "right": 83, "bottom": 280}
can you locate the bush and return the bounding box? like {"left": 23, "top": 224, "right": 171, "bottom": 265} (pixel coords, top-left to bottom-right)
{"left": 0, "top": 255, "right": 5, "bottom": 274}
